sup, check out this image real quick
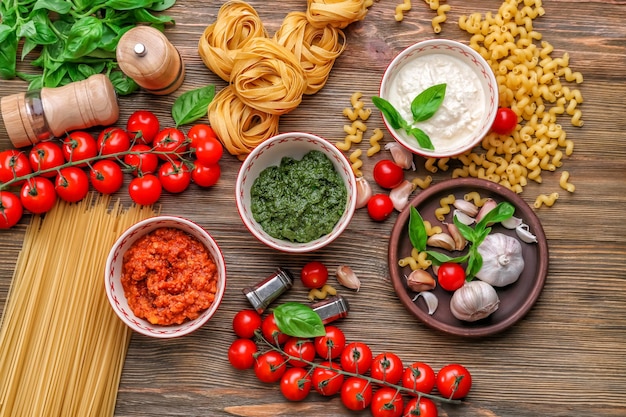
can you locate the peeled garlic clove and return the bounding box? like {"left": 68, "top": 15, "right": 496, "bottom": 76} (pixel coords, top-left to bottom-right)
{"left": 427, "top": 232, "right": 456, "bottom": 251}
{"left": 453, "top": 199, "right": 479, "bottom": 217}
{"left": 516, "top": 223, "right": 538, "bottom": 243}
{"left": 336, "top": 265, "right": 361, "bottom": 291}
{"left": 475, "top": 198, "right": 497, "bottom": 224}
{"left": 355, "top": 176, "right": 372, "bottom": 209}
{"left": 406, "top": 269, "right": 436, "bottom": 292}
{"left": 453, "top": 209, "right": 475, "bottom": 226}
{"left": 501, "top": 215, "right": 523, "bottom": 230}
{"left": 389, "top": 180, "right": 415, "bottom": 212}
{"left": 446, "top": 222, "right": 467, "bottom": 251}
{"left": 412, "top": 291, "right": 439, "bottom": 315}
{"left": 385, "top": 142, "right": 415, "bottom": 170}
{"left": 450, "top": 280, "right": 500, "bottom": 322}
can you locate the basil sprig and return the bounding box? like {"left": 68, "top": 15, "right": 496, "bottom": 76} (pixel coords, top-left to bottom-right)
{"left": 372, "top": 83, "right": 446, "bottom": 151}
{"left": 273, "top": 302, "right": 326, "bottom": 338}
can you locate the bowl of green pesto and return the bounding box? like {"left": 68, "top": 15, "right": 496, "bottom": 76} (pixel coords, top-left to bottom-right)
{"left": 236, "top": 132, "right": 357, "bottom": 253}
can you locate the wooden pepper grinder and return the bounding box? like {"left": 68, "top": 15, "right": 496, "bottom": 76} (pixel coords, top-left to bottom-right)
{"left": 116, "top": 26, "right": 185, "bottom": 95}
{"left": 0, "top": 74, "right": 119, "bottom": 148}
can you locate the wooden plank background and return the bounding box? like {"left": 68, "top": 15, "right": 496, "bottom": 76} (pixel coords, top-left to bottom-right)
{"left": 1, "top": 0, "right": 625, "bottom": 416}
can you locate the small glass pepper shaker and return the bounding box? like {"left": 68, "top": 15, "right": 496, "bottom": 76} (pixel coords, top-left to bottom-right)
{"left": 242, "top": 268, "right": 294, "bottom": 314}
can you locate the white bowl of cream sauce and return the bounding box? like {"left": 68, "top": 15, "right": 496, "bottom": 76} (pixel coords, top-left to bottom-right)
{"left": 379, "top": 39, "right": 498, "bottom": 158}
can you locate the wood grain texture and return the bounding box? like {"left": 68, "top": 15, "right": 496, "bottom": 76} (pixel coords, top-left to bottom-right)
{"left": 1, "top": 0, "right": 625, "bottom": 416}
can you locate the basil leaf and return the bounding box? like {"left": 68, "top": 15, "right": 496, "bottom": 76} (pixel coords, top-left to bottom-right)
{"left": 406, "top": 126, "right": 434, "bottom": 151}
{"left": 411, "top": 83, "right": 446, "bottom": 122}
{"left": 273, "top": 302, "right": 326, "bottom": 338}
{"left": 466, "top": 249, "right": 483, "bottom": 279}
{"left": 426, "top": 250, "right": 468, "bottom": 266}
{"left": 372, "top": 96, "right": 406, "bottom": 130}
{"left": 150, "top": 0, "right": 177, "bottom": 11}
{"left": 108, "top": 70, "right": 139, "bottom": 95}
{"left": 172, "top": 85, "right": 216, "bottom": 127}
{"left": 104, "top": 0, "right": 155, "bottom": 10}
{"left": 408, "top": 206, "right": 427, "bottom": 252}
{"left": 33, "top": 0, "right": 73, "bottom": 14}
{"left": 133, "top": 8, "right": 175, "bottom": 25}
{"left": 0, "top": 24, "right": 13, "bottom": 44}
{"left": 0, "top": 33, "right": 18, "bottom": 79}
{"left": 64, "top": 16, "right": 103, "bottom": 59}
{"left": 453, "top": 214, "right": 477, "bottom": 242}
{"left": 475, "top": 202, "right": 515, "bottom": 232}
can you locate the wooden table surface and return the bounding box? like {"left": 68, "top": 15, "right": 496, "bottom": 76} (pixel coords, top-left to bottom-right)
{"left": 1, "top": 1, "right": 625, "bottom": 416}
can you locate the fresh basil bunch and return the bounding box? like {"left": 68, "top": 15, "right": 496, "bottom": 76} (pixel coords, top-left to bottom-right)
{"left": 0, "top": 0, "right": 177, "bottom": 95}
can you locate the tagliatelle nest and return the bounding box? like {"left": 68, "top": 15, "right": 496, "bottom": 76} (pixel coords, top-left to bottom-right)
{"left": 305, "top": 0, "right": 369, "bottom": 29}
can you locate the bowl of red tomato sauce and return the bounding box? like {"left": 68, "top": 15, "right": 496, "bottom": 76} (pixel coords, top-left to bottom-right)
{"left": 105, "top": 216, "right": 226, "bottom": 338}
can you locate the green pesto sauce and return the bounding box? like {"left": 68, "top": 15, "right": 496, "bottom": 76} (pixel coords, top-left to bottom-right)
{"left": 250, "top": 150, "right": 347, "bottom": 243}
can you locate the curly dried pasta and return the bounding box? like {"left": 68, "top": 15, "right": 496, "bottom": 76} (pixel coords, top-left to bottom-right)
{"left": 366, "top": 128, "right": 385, "bottom": 157}
{"left": 398, "top": 248, "right": 432, "bottom": 270}
{"left": 463, "top": 191, "right": 488, "bottom": 207}
{"left": 559, "top": 170, "right": 575, "bottom": 192}
{"left": 411, "top": 176, "right": 433, "bottom": 189}
{"left": 423, "top": 220, "right": 443, "bottom": 237}
{"left": 395, "top": 0, "right": 411, "bottom": 21}
{"left": 308, "top": 284, "right": 338, "bottom": 301}
{"left": 431, "top": 3, "right": 450, "bottom": 34}
{"left": 534, "top": 192, "right": 559, "bottom": 208}
{"left": 343, "top": 91, "right": 372, "bottom": 121}
{"left": 435, "top": 194, "right": 455, "bottom": 221}
{"left": 349, "top": 148, "right": 363, "bottom": 177}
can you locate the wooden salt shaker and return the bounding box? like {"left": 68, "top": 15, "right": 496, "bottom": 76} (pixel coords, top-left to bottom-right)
{"left": 116, "top": 26, "right": 185, "bottom": 95}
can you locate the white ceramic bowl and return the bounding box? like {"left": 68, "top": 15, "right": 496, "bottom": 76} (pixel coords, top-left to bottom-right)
{"left": 379, "top": 39, "right": 498, "bottom": 158}
{"left": 105, "top": 216, "right": 226, "bottom": 338}
{"left": 236, "top": 132, "right": 357, "bottom": 253}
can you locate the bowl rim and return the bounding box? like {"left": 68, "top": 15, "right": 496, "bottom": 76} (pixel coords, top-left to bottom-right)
{"left": 378, "top": 38, "right": 499, "bottom": 158}
{"left": 104, "top": 215, "right": 227, "bottom": 338}
{"left": 235, "top": 131, "right": 357, "bottom": 253}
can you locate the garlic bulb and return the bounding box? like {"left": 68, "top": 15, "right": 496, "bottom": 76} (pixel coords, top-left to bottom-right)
{"left": 450, "top": 280, "right": 500, "bottom": 322}
{"left": 384, "top": 142, "right": 415, "bottom": 170}
{"left": 475, "top": 233, "right": 525, "bottom": 287}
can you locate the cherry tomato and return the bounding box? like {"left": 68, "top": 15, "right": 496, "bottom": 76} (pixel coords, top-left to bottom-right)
{"left": 437, "top": 262, "right": 466, "bottom": 292}
{"left": 227, "top": 338, "right": 258, "bottom": 370}
{"left": 89, "top": 160, "right": 124, "bottom": 195}
{"left": 373, "top": 159, "right": 404, "bottom": 189}
{"left": 153, "top": 127, "right": 189, "bottom": 160}
{"left": 54, "top": 167, "right": 89, "bottom": 203}
{"left": 280, "top": 367, "right": 312, "bottom": 402}
{"left": 341, "top": 377, "right": 373, "bottom": 411}
{"left": 435, "top": 364, "right": 472, "bottom": 400}
{"left": 20, "top": 176, "right": 56, "bottom": 214}
{"left": 367, "top": 194, "right": 394, "bottom": 221}
{"left": 403, "top": 397, "right": 438, "bottom": 417}
{"left": 261, "top": 312, "right": 289, "bottom": 345}
{"left": 187, "top": 123, "right": 217, "bottom": 147}
{"left": 128, "top": 174, "right": 162, "bottom": 206}
{"left": 29, "top": 142, "right": 65, "bottom": 177}
{"left": 370, "top": 352, "right": 404, "bottom": 385}
{"left": 61, "top": 131, "right": 97, "bottom": 166}
{"left": 0, "top": 149, "right": 32, "bottom": 185}
{"left": 158, "top": 160, "right": 191, "bottom": 193}
{"left": 283, "top": 337, "right": 316, "bottom": 367}
{"left": 232, "top": 309, "right": 262, "bottom": 339}
{"left": 311, "top": 361, "right": 344, "bottom": 396}
{"left": 194, "top": 136, "right": 223, "bottom": 166}
{"left": 253, "top": 351, "right": 286, "bottom": 383}
{"left": 314, "top": 325, "right": 346, "bottom": 360}
{"left": 402, "top": 362, "right": 436, "bottom": 395}
{"left": 300, "top": 261, "right": 329, "bottom": 289}
{"left": 0, "top": 191, "right": 23, "bottom": 229}
{"left": 124, "top": 144, "right": 159, "bottom": 176}
{"left": 340, "top": 341, "right": 373, "bottom": 374}
{"left": 370, "top": 387, "right": 404, "bottom": 417}
{"left": 191, "top": 162, "right": 221, "bottom": 187}
{"left": 126, "top": 110, "right": 160, "bottom": 144}
{"left": 491, "top": 107, "right": 518, "bottom": 135}
{"left": 97, "top": 127, "right": 131, "bottom": 157}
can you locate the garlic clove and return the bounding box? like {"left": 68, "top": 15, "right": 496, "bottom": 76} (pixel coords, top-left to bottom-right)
{"left": 475, "top": 198, "right": 497, "bottom": 224}
{"left": 501, "top": 215, "right": 523, "bottom": 230}
{"left": 389, "top": 180, "right": 415, "bottom": 212}
{"left": 406, "top": 269, "right": 436, "bottom": 292}
{"left": 453, "top": 199, "right": 479, "bottom": 217}
{"left": 412, "top": 291, "right": 439, "bottom": 315}
{"left": 355, "top": 176, "right": 372, "bottom": 209}
{"left": 453, "top": 209, "right": 475, "bottom": 226}
{"left": 446, "top": 222, "right": 467, "bottom": 251}
{"left": 336, "top": 265, "right": 361, "bottom": 291}
{"left": 449, "top": 280, "right": 500, "bottom": 322}
{"left": 384, "top": 142, "right": 415, "bottom": 170}
{"left": 515, "top": 223, "right": 538, "bottom": 243}
{"left": 427, "top": 232, "right": 456, "bottom": 251}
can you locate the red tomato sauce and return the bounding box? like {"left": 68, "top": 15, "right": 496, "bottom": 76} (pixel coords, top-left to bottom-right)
{"left": 121, "top": 227, "right": 218, "bottom": 325}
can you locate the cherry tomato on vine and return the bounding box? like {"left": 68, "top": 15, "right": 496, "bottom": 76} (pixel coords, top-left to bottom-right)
{"left": 20, "top": 176, "right": 56, "bottom": 214}
{"left": 29, "top": 142, "right": 65, "bottom": 177}
{"left": 191, "top": 162, "right": 221, "bottom": 187}
{"left": 126, "top": 110, "right": 160, "bottom": 144}
{"left": 261, "top": 312, "right": 289, "bottom": 345}
{"left": 435, "top": 364, "right": 472, "bottom": 400}
{"left": 403, "top": 397, "right": 438, "bottom": 417}
{"left": 370, "top": 387, "right": 404, "bottom": 417}
{"left": 437, "top": 262, "right": 466, "bottom": 292}
{"left": 367, "top": 194, "right": 394, "bottom": 221}
{"left": 124, "top": 144, "right": 159, "bottom": 176}
{"left": 158, "top": 160, "right": 191, "bottom": 194}
{"left": 193, "top": 136, "right": 223, "bottom": 166}
{"left": 89, "top": 160, "right": 123, "bottom": 195}
{"left": 232, "top": 309, "right": 262, "bottom": 339}
{"left": 283, "top": 337, "right": 316, "bottom": 367}
{"left": 314, "top": 325, "right": 346, "bottom": 360}
{"left": 61, "top": 131, "right": 97, "bottom": 166}
{"left": 341, "top": 377, "right": 373, "bottom": 411}
{"left": 300, "top": 261, "right": 329, "bottom": 289}
{"left": 254, "top": 350, "right": 286, "bottom": 383}
{"left": 0, "top": 191, "right": 23, "bottom": 229}
{"left": 153, "top": 127, "right": 188, "bottom": 160}
{"left": 491, "top": 107, "right": 518, "bottom": 135}
{"left": 373, "top": 159, "right": 404, "bottom": 189}
{"left": 54, "top": 167, "right": 89, "bottom": 203}
{"left": 370, "top": 352, "right": 404, "bottom": 385}
{"left": 340, "top": 341, "right": 373, "bottom": 374}
{"left": 0, "top": 149, "right": 32, "bottom": 185}
{"left": 402, "top": 362, "right": 436, "bottom": 395}
{"left": 187, "top": 123, "right": 217, "bottom": 147}
{"left": 97, "top": 127, "right": 131, "bottom": 157}
{"left": 128, "top": 174, "right": 162, "bottom": 206}
{"left": 280, "top": 367, "right": 312, "bottom": 402}
{"left": 311, "top": 361, "right": 344, "bottom": 396}
{"left": 227, "top": 338, "right": 258, "bottom": 370}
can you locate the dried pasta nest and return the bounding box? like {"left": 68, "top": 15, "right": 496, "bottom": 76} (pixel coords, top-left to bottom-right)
{"left": 305, "top": 0, "right": 369, "bottom": 29}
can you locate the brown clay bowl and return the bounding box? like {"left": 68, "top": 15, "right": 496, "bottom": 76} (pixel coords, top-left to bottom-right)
{"left": 388, "top": 178, "right": 549, "bottom": 337}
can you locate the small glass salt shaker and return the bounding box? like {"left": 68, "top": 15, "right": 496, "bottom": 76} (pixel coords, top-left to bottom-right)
{"left": 311, "top": 295, "right": 350, "bottom": 324}
{"left": 242, "top": 268, "right": 294, "bottom": 313}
